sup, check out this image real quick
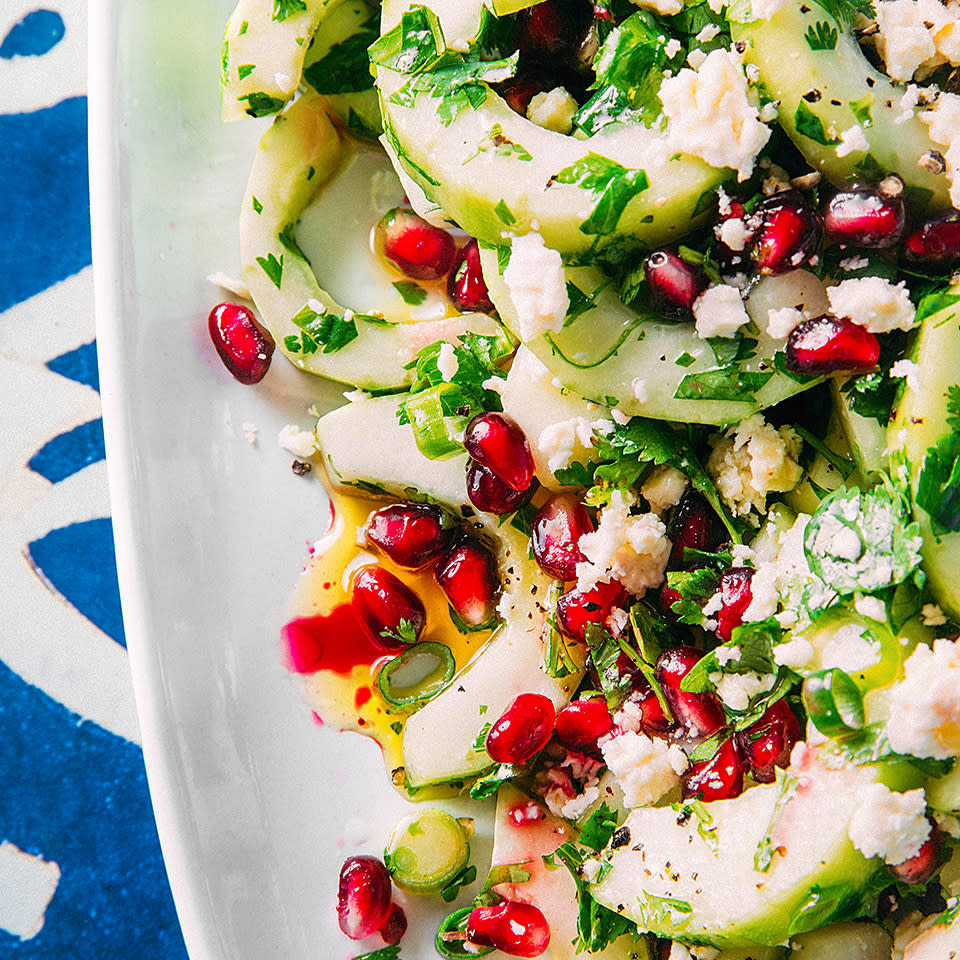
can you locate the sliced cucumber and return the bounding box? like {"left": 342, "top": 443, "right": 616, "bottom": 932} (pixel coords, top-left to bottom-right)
{"left": 221, "top": 0, "right": 329, "bottom": 121}
{"left": 241, "top": 91, "right": 510, "bottom": 389}
{"left": 731, "top": 4, "right": 950, "bottom": 210}
{"left": 480, "top": 249, "right": 820, "bottom": 425}
{"left": 887, "top": 284, "right": 960, "bottom": 620}
{"left": 375, "top": 0, "right": 727, "bottom": 255}
{"left": 384, "top": 808, "right": 471, "bottom": 894}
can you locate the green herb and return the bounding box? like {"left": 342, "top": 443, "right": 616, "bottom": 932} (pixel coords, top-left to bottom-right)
{"left": 368, "top": 5, "right": 447, "bottom": 75}
{"left": 278, "top": 223, "right": 309, "bottom": 262}
{"left": 380, "top": 618, "right": 419, "bottom": 645}
{"left": 465, "top": 123, "right": 533, "bottom": 162}
{"left": 665, "top": 566, "right": 722, "bottom": 626}
{"left": 239, "top": 91, "right": 286, "bottom": 117}
{"left": 303, "top": 28, "right": 378, "bottom": 94}
{"left": 440, "top": 865, "right": 478, "bottom": 902}
{"left": 579, "top": 803, "right": 620, "bottom": 853}
{"left": 480, "top": 862, "right": 532, "bottom": 893}
{"left": 552, "top": 153, "right": 649, "bottom": 236}
{"left": 251, "top": 195, "right": 263, "bottom": 215}
{"left": 675, "top": 351, "right": 697, "bottom": 368}
{"left": 916, "top": 385, "right": 960, "bottom": 536}
{"left": 792, "top": 424, "right": 856, "bottom": 480}
{"left": 545, "top": 611, "right": 579, "bottom": 679}
{"left": 632, "top": 892, "right": 693, "bottom": 931}
{"left": 916, "top": 288, "right": 960, "bottom": 324}
{"left": 839, "top": 370, "right": 897, "bottom": 425}
{"left": 351, "top": 946, "right": 403, "bottom": 960}
{"left": 794, "top": 101, "right": 837, "bottom": 146}
{"left": 803, "top": 668, "right": 865, "bottom": 736}
{"left": 674, "top": 368, "right": 773, "bottom": 402}
{"left": 237, "top": 63, "right": 256, "bottom": 80}
{"left": 272, "top": 0, "right": 306, "bottom": 21}
{"left": 469, "top": 763, "right": 518, "bottom": 799}
{"left": 848, "top": 93, "right": 874, "bottom": 128}
{"left": 256, "top": 252, "right": 284, "bottom": 289}
{"left": 493, "top": 199, "right": 516, "bottom": 225}
{"left": 392, "top": 280, "right": 428, "bottom": 305}
{"left": 804, "top": 20, "right": 838, "bottom": 50}
{"left": 283, "top": 304, "right": 359, "bottom": 355}
{"left": 390, "top": 720, "right": 403, "bottom": 735}
{"left": 565, "top": 282, "right": 597, "bottom": 326}
{"left": 812, "top": 0, "right": 876, "bottom": 25}
{"left": 680, "top": 618, "right": 779, "bottom": 694}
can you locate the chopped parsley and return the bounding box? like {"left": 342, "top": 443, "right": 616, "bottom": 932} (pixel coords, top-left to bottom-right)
{"left": 915, "top": 385, "right": 960, "bottom": 536}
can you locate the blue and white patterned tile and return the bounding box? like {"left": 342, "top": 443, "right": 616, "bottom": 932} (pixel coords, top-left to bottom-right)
{"left": 1, "top": 4, "right": 187, "bottom": 955}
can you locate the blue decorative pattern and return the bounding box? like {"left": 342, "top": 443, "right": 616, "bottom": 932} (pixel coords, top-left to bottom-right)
{"left": 46, "top": 340, "right": 99, "bottom": 392}
{"left": 28, "top": 419, "right": 106, "bottom": 484}
{"left": 0, "top": 10, "right": 64, "bottom": 59}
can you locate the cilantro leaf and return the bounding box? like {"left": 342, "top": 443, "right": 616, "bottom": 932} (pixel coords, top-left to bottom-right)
{"left": 578, "top": 803, "right": 620, "bottom": 852}
{"left": 812, "top": 0, "right": 876, "bottom": 25}
{"left": 551, "top": 153, "right": 649, "bottom": 236}
{"left": 794, "top": 101, "right": 838, "bottom": 146}
{"left": 804, "top": 20, "right": 838, "bottom": 50}
{"left": 272, "top": 0, "right": 306, "bottom": 22}
{"left": 283, "top": 303, "right": 359, "bottom": 355}
{"left": 916, "top": 385, "right": 960, "bottom": 535}
{"left": 303, "top": 26, "right": 378, "bottom": 94}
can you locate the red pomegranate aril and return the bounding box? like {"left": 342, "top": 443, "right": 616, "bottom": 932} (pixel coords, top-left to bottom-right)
{"left": 785, "top": 314, "right": 880, "bottom": 374}
{"left": 465, "top": 413, "right": 535, "bottom": 491}
{"left": 555, "top": 579, "right": 628, "bottom": 641}
{"left": 903, "top": 211, "right": 960, "bottom": 267}
{"left": 667, "top": 494, "right": 717, "bottom": 569}
{"left": 554, "top": 698, "right": 614, "bottom": 749}
{"left": 682, "top": 737, "right": 744, "bottom": 801}
{"left": 713, "top": 198, "right": 755, "bottom": 269}
{"left": 822, "top": 187, "right": 905, "bottom": 248}
{"left": 466, "top": 901, "right": 551, "bottom": 958}
{"left": 486, "top": 693, "right": 556, "bottom": 764}
{"left": 379, "top": 903, "right": 407, "bottom": 945}
{"left": 435, "top": 538, "right": 500, "bottom": 627}
{"left": 656, "top": 646, "right": 725, "bottom": 740}
{"left": 531, "top": 494, "right": 593, "bottom": 581}
{"left": 515, "top": 0, "right": 593, "bottom": 58}
{"left": 467, "top": 460, "right": 535, "bottom": 515}
{"left": 378, "top": 207, "right": 456, "bottom": 281}
{"left": 337, "top": 856, "right": 393, "bottom": 940}
{"left": 497, "top": 73, "right": 545, "bottom": 116}
{"left": 351, "top": 566, "right": 426, "bottom": 648}
{"left": 448, "top": 239, "right": 495, "bottom": 313}
{"left": 889, "top": 822, "right": 943, "bottom": 885}
{"left": 508, "top": 799, "right": 546, "bottom": 827}
{"left": 735, "top": 698, "right": 801, "bottom": 783}
{"left": 750, "top": 191, "right": 822, "bottom": 274}
{"left": 365, "top": 501, "right": 452, "bottom": 569}
{"left": 659, "top": 584, "right": 684, "bottom": 620}
{"left": 715, "top": 567, "right": 755, "bottom": 642}
{"left": 645, "top": 249, "right": 707, "bottom": 320}
{"left": 208, "top": 302, "right": 275, "bottom": 384}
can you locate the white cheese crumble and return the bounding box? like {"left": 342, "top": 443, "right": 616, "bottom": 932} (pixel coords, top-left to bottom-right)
{"left": 537, "top": 416, "right": 611, "bottom": 474}
{"left": 436, "top": 341, "right": 459, "bottom": 381}
{"left": 640, "top": 464, "right": 688, "bottom": 515}
{"left": 765, "top": 305, "right": 805, "bottom": 341}
{"left": 876, "top": 0, "right": 937, "bottom": 80}
{"left": 711, "top": 670, "right": 775, "bottom": 711}
{"left": 848, "top": 783, "right": 930, "bottom": 865}
{"left": 827, "top": 277, "right": 917, "bottom": 333}
{"left": 502, "top": 232, "right": 569, "bottom": 342}
{"left": 854, "top": 594, "right": 887, "bottom": 622}
{"left": 889, "top": 358, "right": 921, "bottom": 395}
{"left": 773, "top": 636, "right": 815, "bottom": 670}
{"left": 526, "top": 87, "right": 578, "bottom": 135}
{"left": 277, "top": 424, "right": 316, "bottom": 459}
{"left": 886, "top": 639, "right": 960, "bottom": 759}
{"left": 921, "top": 603, "right": 948, "bottom": 627}
{"left": 820, "top": 624, "right": 882, "bottom": 673}
{"left": 750, "top": 0, "right": 788, "bottom": 16}
{"left": 658, "top": 49, "right": 771, "bottom": 180}
{"left": 716, "top": 216, "right": 752, "bottom": 251}
{"left": 576, "top": 490, "right": 672, "bottom": 596}
{"left": 706, "top": 414, "right": 803, "bottom": 518}
{"left": 632, "top": 378, "right": 649, "bottom": 403}
{"left": 919, "top": 90, "right": 960, "bottom": 208}
{"left": 600, "top": 730, "right": 681, "bottom": 808}
{"left": 695, "top": 23, "right": 721, "bottom": 43}
{"left": 692, "top": 284, "right": 751, "bottom": 339}
{"left": 716, "top": 645, "right": 742, "bottom": 666}
{"left": 242, "top": 422, "right": 259, "bottom": 445}
{"left": 835, "top": 124, "right": 870, "bottom": 158}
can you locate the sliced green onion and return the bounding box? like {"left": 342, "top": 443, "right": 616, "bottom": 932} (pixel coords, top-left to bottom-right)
{"left": 403, "top": 386, "right": 465, "bottom": 460}
{"left": 378, "top": 641, "right": 456, "bottom": 706}
{"left": 385, "top": 808, "right": 471, "bottom": 894}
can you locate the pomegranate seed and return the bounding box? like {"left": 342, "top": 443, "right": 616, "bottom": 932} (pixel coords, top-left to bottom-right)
{"left": 531, "top": 494, "right": 593, "bottom": 581}
{"left": 555, "top": 579, "right": 628, "bottom": 641}
{"left": 208, "top": 302, "right": 275, "bottom": 384}
{"left": 467, "top": 461, "right": 535, "bottom": 515}
{"left": 554, "top": 698, "right": 613, "bottom": 749}
{"left": 903, "top": 211, "right": 960, "bottom": 268}
{"left": 656, "top": 646, "right": 725, "bottom": 740}
{"left": 715, "top": 567, "right": 755, "bottom": 642}
{"left": 497, "top": 74, "right": 545, "bottom": 116}
{"left": 644, "top": 249, "right": 707, "bottom": 320}
{"left": 735, "top": 698, "right": 801, "bottom": 783}
{"left": 515, "top": 0, "right": 593, "bottom": 58}
{"left": 659, "top": 585, "right": 684, "bottom": 620}
{"left": 337, "top": 856, "right": 392, "bottom": 940}
{"left": 365, "top": 501, "right": 452, "bottom": 569}
{"left": 667, "top": 494, "right": 718, "bottom": 569}
{"left": 351, "top": 566, "right": 426, "bottom": 648}
{"left": 889, "top": 822, "right": 943, "bottom": 885}
{"left": 379, "top": 903, "right": 407, "bottom": 945}
{"left": 448, "top": 239, "right": 495, "bottom": 313}
{"left": 435, "top": 538, "right": 500, "bottom": 627}
{"left": 464, "top": 413, "right": 535, "bottom": 491}
{"left": 377, "top": 207, "right": 456, "bottom": 281}
{"left": 508, "top": 799, "right": 546, "bottom": 827}
{"left": 466, "top": 901, "right": 551, "bottom": 958}
{"left": 822, "top": 185, "right": 905, "bottom": 248}
{"left": 485, "top": 693, "right": 556, "bottom": 764}
{"left": 712, "top": 198, "right": 755, "bottom": 270}
{"left": 749, "top": 191, "right": 821, "bottom": 274}
{"left": 682, "top": 737, "right": 743, "bottom": 801}
{"left": 785, "top": 314, "right": 880, "bottom": 374}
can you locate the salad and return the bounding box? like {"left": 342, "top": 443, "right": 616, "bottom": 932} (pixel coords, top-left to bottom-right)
{"left": 209, "top": 0, "right": 960, "bottom": 957}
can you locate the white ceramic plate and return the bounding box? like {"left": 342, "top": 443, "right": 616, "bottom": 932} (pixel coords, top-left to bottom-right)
{"left": 89, "top": 3, "right": 490, "bottom": 957}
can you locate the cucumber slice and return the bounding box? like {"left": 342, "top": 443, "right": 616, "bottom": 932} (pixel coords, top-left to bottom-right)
{"left": 221, "top": 0, "right": 329, "bottom": 121}
{"left": 887, "top": 284, "right": 960, "bottom": 620}
{"left": 374, "top": 0, "right": 728, "bottom": 255}
{"left": 480, "top": 249, "right": 820, "bottom": 425}
{"left": 384, "top": 808, "right": 471, "bottom": 893}
{"left": 378, "top": 641, "right": 456, "bottom": 706}
{"left": 731, "top": 4, "right": 951, "bottom": 211}
{"left": 240, "top": 91, "right": 510, "bottom": 389}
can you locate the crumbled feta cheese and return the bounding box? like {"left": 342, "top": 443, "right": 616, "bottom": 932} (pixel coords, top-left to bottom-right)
{"left": 765, "top": 305, "right": 805, "bottom": 340}
{"left": 629, "top": 0, "right": 683, "bottom": 14}
{"left": 658, "top": 49, "right": 771, "bottom": 180}
{"left": 537, "top": 416, "right": 609, "bottom": 474}
{"left": 836, "top": 124, "right": 870, "bottom": 158}
{"left": 886, "top": 639, "right": 960, "bottom": 759}
{"left": 686, "top": 48, "right": 708, "bottom": 70}
{"left": 758, "top": 101, "right": 779, "bottom": 123}
{"left": 576, "top": 490, "right": 672, "bottom": 596}
{"left": 750, "top": 0, "right": 788, "bottom": 16}
{"left": 716, "top": 645, "right": 742, "bottom": 666}
{"left": 600, "top": 730, "right": 681, "bottom": 808}
{"left": 773, "top": 636, "right": 815, "bottom": 670}
{"left": 667, "top": 743, "right": 689, "bottom": 775}
{"left": 706, "top": 414, "right": 803, "bottom": 517}
{"left": 560, "top": 786, "right": 601, "bottom": 820}
{"left": 889, "top": 358, "right": 921, "bottom": 395}
{"left": 503, "top": 232, "right": 569, "bottom": 342}
{"left": 607, "top": 605, "right": 629, "bottom": 635}
{"left": 526, "top": 87, "right": 579, "bottom": 135}
{"left": 839, "top": 255, "right": 870, "bottom": 272}
{"left": 848, "top": 783, "right": 930, "bottom": 865}
{"left": 277, "top": 424, "right": 316, "bottom": 459}
{"left": 695, "top": 23, "right": 721, "bottom": 43}
{"left": 919, "top": 90, "right": 960, "bottom": 208}
{"left": 821, "top": 624, "right": 882, "bottom": 673}
{"left": 896, "top": 84, "right": 921, "bottom": 125}
{"left": 716, "top": 217, "right": 751, "bottom": 251}
{"left": 827, "top": 277, "right": 917, "bottom": 333}
{"left": 436, "top": 341, "right": 459, "bottom": 381}
{"left": 611, "top": 407, "right": 630, "bottom": 425}
{"left": 854, "top": 594, "right": 887, "bottom": 622}
{"left": 242, "top": 422, "right": 258, "bottom": 445}
{"left": 712, "top": 670, "right": 775, "bottom": 711}
{"left": 876, "top": 0, "right": 938, "bottom": 80}
{"left": 692, "top": 284, "right": 751, "bottom": 339}
{"left": 632, "top": 378, "right": 649, "bottom": 402}
{"left": 664, "top": 38, "right": 683, "bottom": 59}
{"left": 640, "top": 465, "right": 688, "bottom": 515}
{"left": 921, "top": 603, "right": 947, "bottom": 627}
